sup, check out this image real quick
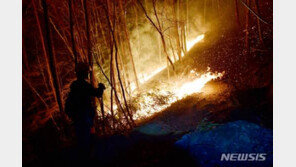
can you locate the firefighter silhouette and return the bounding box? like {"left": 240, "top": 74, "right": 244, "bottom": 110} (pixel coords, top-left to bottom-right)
{"left": 65, "top": 62, "right": 105, "bottom": 160}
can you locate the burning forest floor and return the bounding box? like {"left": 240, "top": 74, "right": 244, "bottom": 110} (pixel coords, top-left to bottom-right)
{"left": 24, "top": 23, "right": 273, "bottom": 167}
{"left": 27, "top": 80, "right": 272, "bottom": 167}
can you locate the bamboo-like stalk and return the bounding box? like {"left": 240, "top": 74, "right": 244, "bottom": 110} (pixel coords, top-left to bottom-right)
{"left": 253, "top": 0, "right": 263, "bottom": 45}
{"left": 41, "top": 0, "right": 64, "bottom": 113}
{"left": 83, "top": 0, "right": 95, "bottom": 85}
{"left": 173, "top": 0, "right": 182, "bottom": 60}
{"left": 235, "top": 0, "right": 241, "bottom": 28}
{"left": 94, "top": 53, "right": 130, "bottom": 127}
{"left": 68, "top": 0, "right": 78, "bottom": 66}
{"left": 49, "top": 18, "right": 75, "bottom": 60}
{"left": 22, "top": 39, "right": 29, "bottom": 70}
{"left": 100, "top": 1, "right": 133, "bottom": 128}
{"left": 119, "top": 0, "right": 140, "bottom": 90}
{"left": 32, "top": 0, "right": 57, "bottom": 104}
{"left": 105, "top": 0, "right": 135, "bottom": 126}
{"left": 133, "top": 2, "right": 141, "bottom": 62}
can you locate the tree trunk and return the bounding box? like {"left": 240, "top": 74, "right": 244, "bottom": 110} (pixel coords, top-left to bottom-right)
{"left": 119, "top": 0, "right": 139, "bottom": 90}
{"left": 68, "top": 0, "right": 78, "bottom": 66}
{"left": 22, "top": 39, "right": 29, "bottom": 71}
{"left": 253, "top": 0, "right": 263, "bottom": 45}
{"left": 117, "top": 32, "right": 130, "bottom": 96}
{"left": 173, "top": 0, "right": 182, "bottom": 60}
{"left": 83, "top": 0, "right": 95, "bottom": 86}
{"left": 182, "top": 24, "right": 187, "bottom": 53}
{"left": 137, "top": 0, "right": 175, "bottom": 70}
{"left": 133, "top": 2, "right": 141, "bottom": 61}
{"left": 32, "top": 0, "right": 55, "bottom": 99}
{"left": 36, "top": 48, "right": 50, "bottom": 92}
{"left": 110, "top": 43, "right": 114, "bottom": 131}
{"left": 41, "top": 0, "right": 64, "bottom": 113}
{"left": 104, "top": 1, "right": 134, "bottom": 127}
{"left": 235, "top": 0, "right": 241, "bottom": 28}
{"left": 94, "top": 52, "right": 131, "bottom": 128}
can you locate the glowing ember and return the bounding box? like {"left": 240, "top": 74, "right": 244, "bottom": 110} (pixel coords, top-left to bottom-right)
{"left": 133, "top": 69, "right": 224, "bottom": 120}
{"left": 113, "top": 34, "right": 219, "bottom": 120}
{"left": 176, "top": 70, "right": 223, "bottom": 98}
{"left": 133, "top": 90, "right": 177, "bottom": 120}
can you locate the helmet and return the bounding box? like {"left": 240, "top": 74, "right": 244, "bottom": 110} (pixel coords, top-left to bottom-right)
{"left": 75, "top": 62, "right": 90, "bottom": 79}
{"left": 75, "top": 62, "right": 90, "bottom": 74}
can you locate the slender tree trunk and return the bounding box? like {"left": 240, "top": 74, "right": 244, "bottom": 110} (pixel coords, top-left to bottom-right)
{"left": 119, "top": 0, "right": 139, "bottom": 89}
{"left": 41, "top": 0, "right": 64, "bottom": 112}
{"left": 32, "top": 0, "right": 55, "bottom": 99}
{"left": 235, "top": 0, "right": 241, "bottom": 28}
{"left": 73, "top": 7, "right": 87, "bottom": 59}
{"left": 36, "top": 47, "right": 50, "bottom": 92}
{"left": 133, "top": 2, "right": 141, "bottom": 61}
{"left": 110, "top": 44, "right": 114, "bottom": 130}
{"left": 22, "top": 39, "right": 29, "bottom": 70}
{"left": 83, "top": 0, "right": 95, "bottom": 86}
{"left": 137, "top": 0, "right": 175, "bottom": 70}
{"left": 84, "top": 0, "right": 104, "bottom": 133}
{"left": 173, "top": 0, "right": 182, "bottom": 60}
{"left": 253, "top": 0, "right": 263, "bottom": 45}
{"left": 158, "top": 35, "right": 162, "bottom": 63}
{"left": 97, "top": 8, "right": 109, "bottom": 48}
{"left": 94, "top": 52, "right": 131, "bottom": 128}
{"left": 114, "top": 20, "right": 135, "bottom": 126}
{"left": 49, "top": 19, "right": 75, "bottom": 60}
{"left": 68, "top": 0, "right": 78, "bottom": 66}
{"left": 104, "top": 1, "right": 134, "bottom": 127}
{"left": 182, "top": 25, "right": 187, "bottom": 53}
{"left": 169, "top": 36, "right": 177, "bottom": 62}
{"left": 117, "top": 33, "right": 130, "bottom": 96}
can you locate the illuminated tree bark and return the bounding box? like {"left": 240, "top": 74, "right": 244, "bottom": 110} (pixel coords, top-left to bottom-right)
{"left": 22, "top": 38, "right": 29, "bottom": 71}
{"left": 133, "top": 1, "right": 141, "bottom": 61}
{"left": 119, "top": 0, "right": 140, "bottom": 90}
{"left": 105, "top": 0, "right": 135, "bottom": 127}
{"left": 117, "top": 32, "right": 130, "bottom": 96}
{"left": 68, "top": 0, "right": 78, "bottom": 66}
{"left": 94, "top": 52, "right": 131, "bottom": 128}
{"left": 235, "top": 0, "right": 241, "bottom": 28}
{"left": 137, "top": 0, "right": 175, "bottom": 70}
{"left": 41, "top": 0, "right": 64, "bottom": 112}
{"left": 169, "top": 34, "right": 177, "bottom": 62}
{"left": 173, "top": 0, "right": 182, "bottom": 60}
{"left": 32, "top": 0, "right": 54, "bottom": 95}
{"left": 36, "top": 49, "right": 50, "bottom": 92}
{"left": 83, "top": 0, "right": 96, "bottom": 86}
{"left": 253, "top": 0, "right": 263, "bottom": 45}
